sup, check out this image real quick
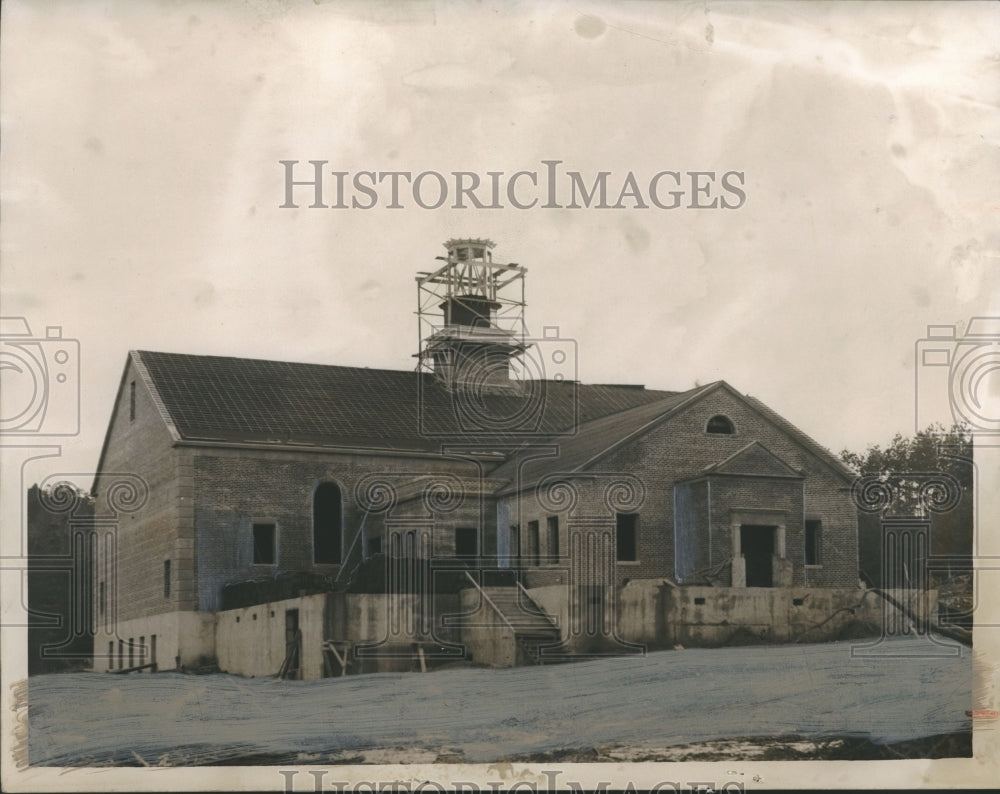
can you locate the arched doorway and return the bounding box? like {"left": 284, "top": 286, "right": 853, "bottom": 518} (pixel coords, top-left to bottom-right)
{"left": 313, "top": 482, "right": 343, "bottom": 564}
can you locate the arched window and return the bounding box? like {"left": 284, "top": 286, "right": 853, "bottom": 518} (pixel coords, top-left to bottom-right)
{"left": 313, "top": 482, "right": 343, "bottom": 564}
{"left": 706, "top": 414, "right": 735, "bottom": 435}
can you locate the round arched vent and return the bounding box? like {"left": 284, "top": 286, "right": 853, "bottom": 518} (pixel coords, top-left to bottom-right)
{"left": 706, "top": 414, "right": 735, "bottom": 435}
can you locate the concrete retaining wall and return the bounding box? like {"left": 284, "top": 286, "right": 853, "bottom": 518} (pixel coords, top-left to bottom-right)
{"left": 617, "top": 579, "right": 671, "bottom": 647}
{"left": 107, "top": 584, "right": 938, "bottom": 679}
{"left": 523, "top": 580, "right": 937, "bottom": 653}
{"left": 525, "top": 585, "right": 570, "bottom": 642}
{"left": 94, "top": 611, "right": 216, "bottom": 672}
{"left": 216, "top": 593, "right": 326, "bottom": 679}
{"left": 327, "top": 592, "right": 428, "bottom": 642}
{"left": 458, "top": 588, "right": 516, "bottom": 667}
{"left": 217, "top": 592, "right": 465, "bottom": 679}
{"left": 330, "top": 592, "right": 463, "bottom": 674}
{"left": 664, "top": 585, "right": 936, "bottom": 646}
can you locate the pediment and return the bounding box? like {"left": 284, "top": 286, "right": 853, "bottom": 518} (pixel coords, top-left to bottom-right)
{"left": 704, "top": 441, "right": 803, "bottom": 479}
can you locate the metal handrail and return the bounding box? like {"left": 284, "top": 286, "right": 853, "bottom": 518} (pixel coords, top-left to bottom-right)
{"left": 334, "top": 505, "right": 372, "bottom": 583}
{"left": 514, "top": 578, "right": 560, "bottom": 629}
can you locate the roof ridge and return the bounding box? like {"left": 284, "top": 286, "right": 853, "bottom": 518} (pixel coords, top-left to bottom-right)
{"left": 119, "top": 350, "right": 681, "bottom": 455}
{"left": 740, "top": 393, "right": 853, "bottom": 480}
{"left": 491, "top": 382, "right": 719, "bottom": 493}
{"left": 557, "top": 381, "right": 720, "bottom": 472}
{"left": 136, "top": 349, "right": 413, "bottom": 375}
{"left": 134, "top": 350, "right": 689, "bottom": 392}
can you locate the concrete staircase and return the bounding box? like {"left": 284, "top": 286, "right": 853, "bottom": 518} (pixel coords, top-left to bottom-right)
{"left": 481, "top": 586, "right": 561, "bottom": 664}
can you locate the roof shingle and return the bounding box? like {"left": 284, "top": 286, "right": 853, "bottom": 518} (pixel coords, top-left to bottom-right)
{"left": 134, "top": 350, "right": 679, "bottom": 453}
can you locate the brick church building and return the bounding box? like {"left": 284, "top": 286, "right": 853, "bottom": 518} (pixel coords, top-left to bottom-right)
{"left": 89, "top": 239, "right": 871, "bottom": 679}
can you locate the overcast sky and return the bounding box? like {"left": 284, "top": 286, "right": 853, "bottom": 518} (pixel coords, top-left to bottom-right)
{"left": 2, "top": 0, "right": 998, "bottom": 493}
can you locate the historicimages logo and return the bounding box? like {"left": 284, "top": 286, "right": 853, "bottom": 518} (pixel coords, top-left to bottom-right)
{"left": 279, "top": 160, "right": 747, "bottom": 212}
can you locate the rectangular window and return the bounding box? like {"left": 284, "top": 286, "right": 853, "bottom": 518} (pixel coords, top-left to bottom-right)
{"left": 510, "top": 525, "right": 520, "bottom": 567}
{"left": 129, "top": 381, "right": 136, "bottom": 421}
{"left": 527, "top": 521, "right": 540, "bottom": 566}
{"left": 118, "top": 639, "right": 124, "bottom": 669}
{"left": 139, "top": 636, "right": 146, "bottom": 666}
{"left": 128, "top": 638, "right": 134, "bottom": 668}
{"left": 151, "top": 634, "right": 157, "bottom": 665}
{"left": 616, "top": 513, "right": 639, "bottom": 562}
{"left": 253, "top": 522, "right": 276, "bottom": 564}
{"left": 163, "top": 560, "right": 171, "bottom": 598}
{"left": 454, "top": 527, "right": 478, "bottom": 557}
{"left": 805, "top": 520, "right": 823, "bottom": 565}
{"left": 108, "top": 641, "right": 114, "bottom": 670}
{"left": 547, "top": 516, "right": 560, "bottom": 560}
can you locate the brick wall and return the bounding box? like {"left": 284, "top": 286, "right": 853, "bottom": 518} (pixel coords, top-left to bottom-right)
{"left": 497, "top": 385, "right": 859, "bottom": 589}
{"left": 191, "top": 447, "right": 489, "bottom": 610}
{"left": 389, "top": 487, "right": 499, "bottom": 562}
{"left": 92, "top": 355, "right": 190, "bottom": 627}
{"left": 98, "top": 367, "right": 860, "bottom": 663}
{"left": 705, "top": 476, "right": 804, "bottom": 585}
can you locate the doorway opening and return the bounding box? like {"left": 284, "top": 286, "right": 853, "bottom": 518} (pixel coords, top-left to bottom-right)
{"left": 280, "top": 609, "right": 302, "bottom": 680}
{"left": 740, "top": 525, "right": 776, "bottom": 587}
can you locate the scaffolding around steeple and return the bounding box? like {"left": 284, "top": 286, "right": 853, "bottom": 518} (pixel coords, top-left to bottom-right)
{"left": 415, "top": 238, "right": 528, "bottom": 389}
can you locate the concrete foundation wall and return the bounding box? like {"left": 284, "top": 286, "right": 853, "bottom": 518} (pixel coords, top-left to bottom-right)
{"left": 216, "top": 593, "right": 327, "bottom": 680}
{"left": 96, "top": 583, "right": 937, "bottom": 677}
{"left": 525, "top": 585, "right": 570, "bottom": 642}
{"left": 664, "top": 585, "right": 935, "bottom": 646}
{"left": 327, "top": 592, "right": 463, "bottom": 675}
{"left": 520, "top": 579, "right": 935, "bottom": 654}
{"left": 527, "top": 583, "right": 641, "bottom": 656}
{"left": 179, "top": 611, "right": 218, "bottom": 664}
{"left": 617, "top": 579, "right": 671, "bottom": 647}
{"left": 325, "top": 592, "right": 459, "bottom": 643}
{"left": 103, "top": 592, "right": 466, "bottom": 680}
{"left": 458, "top": 588, "right": 516, "bottom": 667}
{"left": 93, "top": 610, "right": 216, "bottom": 672}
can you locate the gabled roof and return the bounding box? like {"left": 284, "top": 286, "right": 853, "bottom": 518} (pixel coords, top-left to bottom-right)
{"left": 491, "top": 381, "right": 853, "bottom": 494}
{"left": 491, "top": 383, "right": 719, "bottom": 493}
{"left": 123, "top": 350, "right": 678, "bottom": 454}
{"left": 699, "top": 441, "right": 804, "bottom": 479}
{"left": 94, "top": 352, "right": 853, "bottom": 496}
{"left": 741, "top": 393, "right": 855, "bottom": 481}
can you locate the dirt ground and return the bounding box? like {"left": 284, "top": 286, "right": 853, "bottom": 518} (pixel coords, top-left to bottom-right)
{"left": 27, "top": 635, "right": 973, "bottom": 767}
